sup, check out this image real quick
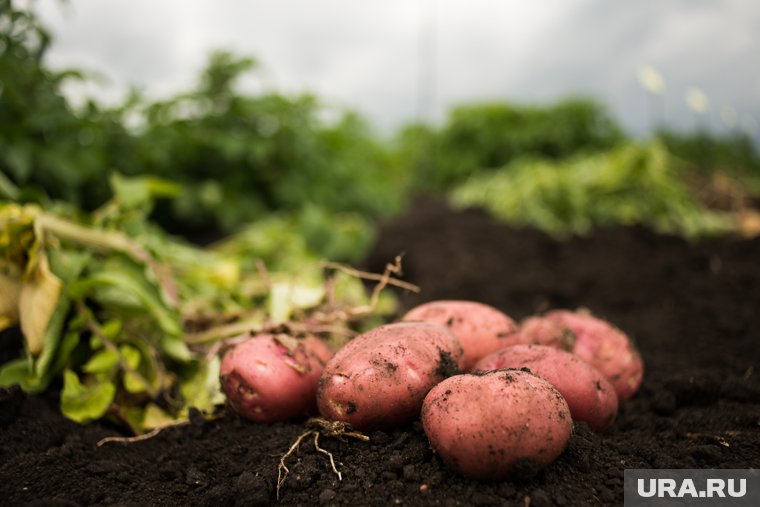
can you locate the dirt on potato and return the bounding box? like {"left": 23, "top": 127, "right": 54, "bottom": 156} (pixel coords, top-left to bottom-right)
{"left": 2, "top": 198, "right": 760, "bottom": 506}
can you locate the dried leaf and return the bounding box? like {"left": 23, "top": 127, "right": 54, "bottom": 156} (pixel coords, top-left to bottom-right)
{"left": 0, "top": 273, "right": 21, "bottom": 331}
{"left": 19, "top": 253, "right": 63, "bottom": 355}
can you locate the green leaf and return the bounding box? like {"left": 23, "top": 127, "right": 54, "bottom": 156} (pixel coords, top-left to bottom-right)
{"left": 101, "top": 319, "right": 122, "bottom": 340}
{"left": 119, "top": 344, "right": 147, "bottom": 393}
{"left": 4, "top": 143, "right": 33, "bottom": 180}
{"left": 141, "top": 403, "right": 179, "bottom": 430}
{"left": 0, "top": 170, "right": 20, "bottom": 200}
{"left": 0, "top": 359, "right": 35, "bottom": 391}
{"left": 180, "top": 356, "right": 224, "bottom": 414}
{"left": 0, "top": 328, "right": 83, "bottom": 394}
{"left": 32, "top": 293, "right": 70, "bottom": 379}
{"left": 71, "top": 259, "right": 182, "bottom": 337}
{"left": 159, "top": 335, "right": 193, "bottom": 362}
{"left": 82, "top": 348, "right": 119, "bottom": 374}
{"left": 109, "top": 173, "right": 181, "bottom": 210}
{"left": 48, "top": 248, "right": 91, "bottom": 284}
{"left": 60, "top": 370, "right": 116, "bottom": 424}
{"left": 29, "top": 248, "right": 91, "bottom": 381}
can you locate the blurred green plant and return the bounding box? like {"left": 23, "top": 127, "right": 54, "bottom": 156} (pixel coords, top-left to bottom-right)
{"left": 451, "top": 141, "right": 734, "bottom": 238}
{"left": 656, "top": 128, "right": 760, "bottom": 175}
{"left": 138, "top": 53, "right": 409, "bottom": 235}
{"left": 656, "top": 128, "right": 760, "bottom": 198}
{"left": 1, "top": 2, "right": 408, "bottom": 242}
{"left": 0, "top": 0, "right": 135, "bottom": 208}
{"left": 399, "top": 98, "right": 625, "bottom": 190}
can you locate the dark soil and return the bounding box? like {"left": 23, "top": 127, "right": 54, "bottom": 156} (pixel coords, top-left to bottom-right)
{"left": 2, "top": 200, "right": 759, "bottom": 507}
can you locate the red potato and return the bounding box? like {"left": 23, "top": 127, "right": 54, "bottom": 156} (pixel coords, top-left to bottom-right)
{"left": 302, "top": 335, "right": 335, "bottom": 365}
{"left": 402, "top": 300, "right": 520, "bottom": 370}
{"left": 518, "top": 309, "right": 644, "bottom": 400}
{"left": 317, "top": 322, "right": 463, "bottom": 431}
{"left": 473, "top": 345, "right": 618, "bottom": 431}
{"left": 421, "top": 369, "right": 572, "bottom": 480}
{"left": 220, "top": 334, "right": 328, "bottom": 423}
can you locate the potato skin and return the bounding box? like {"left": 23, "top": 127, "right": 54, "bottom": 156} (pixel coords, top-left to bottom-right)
{"left": 402, "top": 300, "right": 519, "bottom": 370}
{"left": 421, "top": 369, "right": 572, "bottom": 480}
{"left": 474, "top": 345, "right": 618, "bottom": 432}
{"left": 302, "top": 335, "right": 335, "bottom": 365}
{"left": 317, "top": 322, "right": 463, "bottom": 431}
{"left": 220, "top": 334, "right": 326, "bottom": 423}
{"left": 518, "top": 310, "right": 644, "bottom": 400}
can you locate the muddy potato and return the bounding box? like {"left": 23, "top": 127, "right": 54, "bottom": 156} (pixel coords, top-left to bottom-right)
{"left": 402, "top": 300, "right": 520, "bottom": 370}
{"left": 474, "top": 345, "right": 618, "bottom": 431}
{"left": 421, "top": 369, "right": 572, "bottom": 480}
{"left": 220, "top": 334, "right": 327, "bottom": 423}
{"left": 518, "top": 309, "right": 644, "bottom": 400}
{"left": 317, "top": 322, "right": 463, "bottom": 431}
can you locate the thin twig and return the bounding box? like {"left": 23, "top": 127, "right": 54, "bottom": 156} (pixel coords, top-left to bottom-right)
{"left": 321, "top": 257, "right": 419, "bottom": 293}
{"left": 184, "top": 319, "right": 264, "bottom": 345}
{"left": 339, "top": 254, "right": 416, "bottom": 316}
{"left": 367, "top": 254, "right": 406, "bottom": 311}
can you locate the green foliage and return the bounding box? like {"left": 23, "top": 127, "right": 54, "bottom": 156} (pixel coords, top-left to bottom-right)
{"left": 656, "top": 128, "right": 760, "bottom": 175}
{"left": 1, "top": 3, "right": 406, "bottom": 239}
{"left": 400, "top": 98, "right": 625, "bottom": 190}
{"left": 656, "top": 128, "right": 760, "bottom": 198}
{"left": 139, "top": 65, "right": 408, "bottom": 234}
{"left": 0, "top": 175, "right": 398, "bottom": 431}
{"left": 214, "top": 204, "right": 376, "bottom": 272}
{"left": 451, "top": 141, "right": 733, "bottom": 238}
{"left": 1, "top": 1, "right": 407, "bottom": 244}
{"left": 0, "top": 1, "right": 136, "bottom": 207}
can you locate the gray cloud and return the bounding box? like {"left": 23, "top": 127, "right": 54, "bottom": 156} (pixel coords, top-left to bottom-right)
{"left": 32, "top": 0, "right": 760, "bottom": 140}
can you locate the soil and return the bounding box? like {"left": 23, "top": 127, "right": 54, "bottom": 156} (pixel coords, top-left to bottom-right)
{"left": 2, "top": 199, "right": 759, "bottom": 507}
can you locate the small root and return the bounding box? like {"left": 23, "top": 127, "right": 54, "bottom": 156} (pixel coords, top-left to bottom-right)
{"left": 97, "top": 426, "right": 166, "bottom": 447}
{"left": 313, "top": 432, "right": 341, "bottom": 481}
{"left": 277, "top": 431, "right": 312, "bottom": 499}
{"left": 97, "top": 411, "right": 223, "bottom": 447}
{"left": 276, "top": 418, "right": 369, "bottom": 500}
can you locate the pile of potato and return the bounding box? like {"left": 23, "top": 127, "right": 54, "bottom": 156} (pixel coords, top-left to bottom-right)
{"left": 220, "top": 300, "right": 643, "bottom": 480}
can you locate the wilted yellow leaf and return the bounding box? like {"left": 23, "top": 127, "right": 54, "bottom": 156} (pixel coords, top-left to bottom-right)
{"left": 0, "top": 273, "right": 21, "bottom": 330}
{"left": 19, "top": 253, "right": 63, "bottom": 355}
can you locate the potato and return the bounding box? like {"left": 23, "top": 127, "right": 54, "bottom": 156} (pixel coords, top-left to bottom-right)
{"left": 402, "top": 300, "right": 519, "bottom": 370}
{"left": 473, "top": 345, "right": 618, "bottom": 431}
{"left": 317, "top": 322, "right": 463, "bottom": 431}
{"left": 220, "top": 334, "right": 327, "bottom": 423}
{"left": 302, "top": 335, "right": 335, "bottom": 365}
{"left": 421, "top": 369, "right": 572, "bottom": 480}
{"left": 518, "top": 309, "right": 644, "bottom": 400}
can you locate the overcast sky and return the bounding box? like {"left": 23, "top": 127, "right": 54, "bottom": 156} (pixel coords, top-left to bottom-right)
{"left": 31, "top": 0, "right": 760, "bottom": 140}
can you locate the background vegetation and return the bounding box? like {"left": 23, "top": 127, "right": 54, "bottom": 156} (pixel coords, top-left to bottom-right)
{"left": 3, "top": 1, "right": 759, "bottom": 251}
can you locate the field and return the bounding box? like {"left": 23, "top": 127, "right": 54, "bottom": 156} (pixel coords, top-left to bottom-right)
{"left": 2, "top": 199, "right": 758, "bottom": 506}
